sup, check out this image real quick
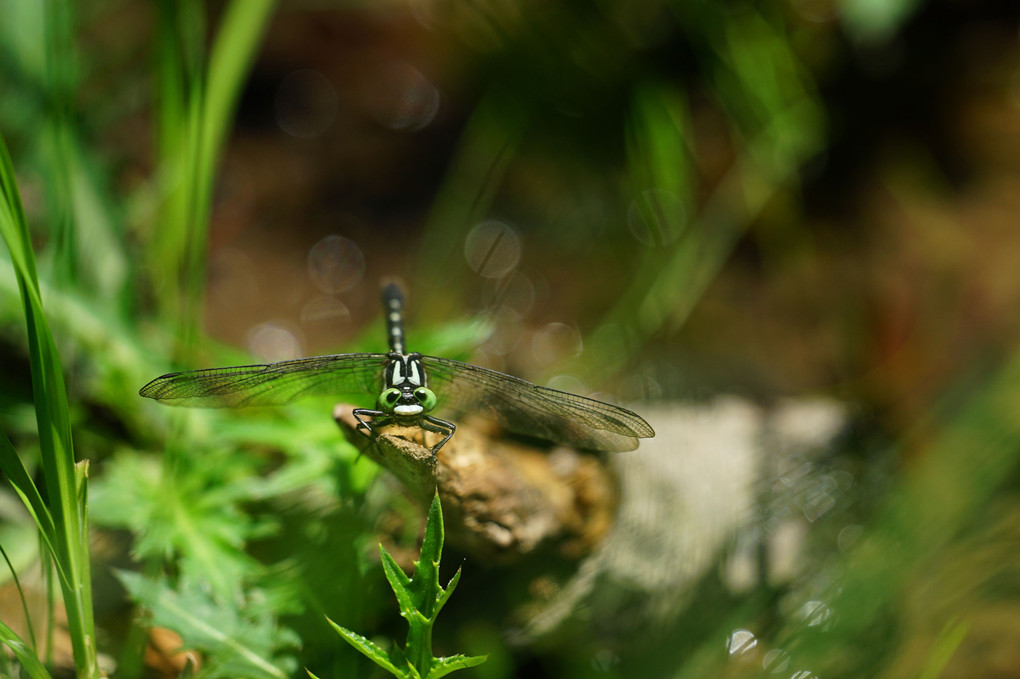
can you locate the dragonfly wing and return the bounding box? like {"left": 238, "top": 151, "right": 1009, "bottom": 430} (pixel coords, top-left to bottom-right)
{"left": 421, "top": 356, "right": 654, "bottom": 452}
{"left": 139, "top": 353, "right": 389, "bottom": 408}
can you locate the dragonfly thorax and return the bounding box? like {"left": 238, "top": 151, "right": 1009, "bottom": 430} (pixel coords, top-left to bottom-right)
{"left": 379, "top": 353, "right": 437, "bottom": 418}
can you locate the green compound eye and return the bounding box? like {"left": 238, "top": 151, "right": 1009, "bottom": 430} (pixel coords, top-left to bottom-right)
{"left": 413, "top": 387, "right": 437, "bottom": 411}
{"left": 378, "top": 388, "right": 401, "bottom": 412}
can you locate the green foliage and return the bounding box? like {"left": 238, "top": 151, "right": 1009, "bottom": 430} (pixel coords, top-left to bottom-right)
{"left": 118, "top": 571, "right": 300, "bottom": 679}
{"left": 92, "top": 450, "right": 259, "bottom": 599}
{"left": 0, "top": 2, "right": 286, "bottom": 675}
{"left": 318, "top": 494, "right": 487, "bottom": 679}
{"left": 3, "top": 0, "right": 991, "bottom": 678}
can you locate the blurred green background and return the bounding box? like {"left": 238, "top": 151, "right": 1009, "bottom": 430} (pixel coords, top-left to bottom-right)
{"left": 2, "top": 0, "right": 1020, "bottom": 677}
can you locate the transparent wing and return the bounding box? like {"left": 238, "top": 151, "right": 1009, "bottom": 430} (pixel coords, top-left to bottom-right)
{"left": 139, "top": 353, "right": 390, "bottom": 407}
{"left": 421, "top": 356, "right": 654, "bottom": 452}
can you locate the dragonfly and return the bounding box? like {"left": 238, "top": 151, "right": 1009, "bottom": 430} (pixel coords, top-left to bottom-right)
{"left": 140, "top": 283, "right": 655, "bottom": 454}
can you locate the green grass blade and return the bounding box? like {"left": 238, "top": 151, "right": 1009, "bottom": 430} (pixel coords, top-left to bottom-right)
{"left": 0, "top": 430, "right": 72, "bottom": 598}
{"left": 200, "top": 0, "right": 277, "bottom": 206}
{"left": 184, "top": 0, "right": 276, "bottom": 331}
{"left": 0, "top": 131, "right": 98, "bottom": 677}
{"left": 415, "top": 92, "right": 527, "bottom": 314}
{"left": 150, "top": 0, "right": 276, "bottom": 338}
{"left": 919, "top": 619, "right": 970, "bottom": 679}
{"left": 0, "top": 139, "right": 35, "bottom": 282}
{"left": 0, "top": 430, "right": 56, "bottom": 545}
{"left": 0, "top": 538, "right": 37, "bottom": 653}
{"left": 0, "top": 621, "right": 53, "bottom": 679}
{"left": 563, "top": 81, "right": 694, "bottom": 379}
{"left": 150, "top": 0, "right": 199, "bottom": 319}
{"left": 39, "top": 0, "right": 78, "bottom": 286}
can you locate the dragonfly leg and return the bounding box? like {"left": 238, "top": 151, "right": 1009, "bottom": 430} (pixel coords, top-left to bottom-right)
{"left": 421, "top": 415, "right": 456, "bottom": 455}
{"left": 353, "top": 408, "right": 387, "bottom": 442}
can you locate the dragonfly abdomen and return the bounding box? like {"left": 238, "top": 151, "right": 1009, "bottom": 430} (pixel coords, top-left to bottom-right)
{"left": 383, "top": 283, "right": 406, "bottom": 354}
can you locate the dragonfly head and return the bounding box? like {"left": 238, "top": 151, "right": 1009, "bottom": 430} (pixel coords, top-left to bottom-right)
{"left": 378, "top": 386, "right": 437, "bottom": 416}
{"left": 381, "top": 353, "right": 437, "bottom": 417}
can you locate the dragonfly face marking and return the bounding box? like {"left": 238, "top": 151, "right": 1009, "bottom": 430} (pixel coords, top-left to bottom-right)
{"left": 378, "top": 353, "right": 438, "bottom": 418}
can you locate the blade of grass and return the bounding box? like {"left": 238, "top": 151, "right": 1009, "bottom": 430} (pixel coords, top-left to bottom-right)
{"left": 151, "top": 0, "right": 276, "bottom": 355}
{"left": 150, "top": 0, "right": 200, "bottom": 326}
{"left": 557, "top": 7, "right": 825, "bottom": 385}
{"left": 40, "top": 0, "right": 77, "bottom": 286}
{"left": 0, "top": 531, "right": 38, "bottom": 652}
{"left": 0, "top": 130, "right": 99, "bottom": 677}
{"left": 135, "top": 0, "right": 279, "bottom": 606}
{"left": 794, "top": 357, "right": 1020, "bottom": 675}
{"left": 0, "top": 430, "right": 61, "bottom": 578}
{"left": 0, "top": 620, "right": 53, "bottom": 679}
{"left": 918, "top": 618, "right": 970, "bottom": 679}
{"left": 2, "top": 1, "right": 129, "bottom": 305}
{"left": 414, "top": 91, "right": 529, "bottom": 317}
{"left": 571, "top": 81, "right": 694, "bottom": 379}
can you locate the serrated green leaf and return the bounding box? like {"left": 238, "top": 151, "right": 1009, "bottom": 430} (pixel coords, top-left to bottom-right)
{"left": 410, "top": 493, "right": 444, "bottom": 617}
{"left": 435, "top": 567, "right": 462, "bottom": 615}
{"left": 420, "top": 491, "right": 444, "bottom": 565}
{"left": 380, "top": 543, "right": 413, "bottom": 591}
{"left": 387, "top": 637, "right": 411, "bottom": 671}
{"left": 325, "top": 491, "right": 483, "bottom": 678}
{"left": 327, "top": 619, "right": 409, "bottom": 677}
{"left": 425, "top": 654, "right": 489, "bottom": 679}
{"left": 381, "top": 544, "right": 417, "bottom": 619}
